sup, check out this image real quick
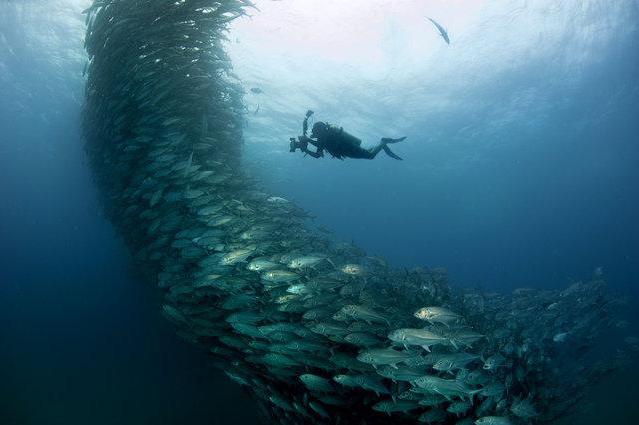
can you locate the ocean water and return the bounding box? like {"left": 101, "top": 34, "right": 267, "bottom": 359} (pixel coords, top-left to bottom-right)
{"left": 1, "top": 0, "right": 638, "bottom": 424}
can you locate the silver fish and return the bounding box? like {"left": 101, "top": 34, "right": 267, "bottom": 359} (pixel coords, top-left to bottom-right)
{"left": 474, "top": 416, "right": 513, "bottom": 425}
{"left": 414, "top": 306, "right": 462, "bottom": 327}
{"left": 388, "top": 328, "right": 450, "bottom": 351}
{"left": 357, "top": 348, "right": 418, "bottom": 368}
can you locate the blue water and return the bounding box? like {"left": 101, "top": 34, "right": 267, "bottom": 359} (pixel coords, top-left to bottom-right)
{"left": 1, "top": 0, "right": 638, "bottom": 424}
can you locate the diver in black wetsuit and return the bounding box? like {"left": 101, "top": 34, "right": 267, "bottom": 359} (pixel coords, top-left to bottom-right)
{"left": 290, "top": 111, "right": 406, "bottom": 160}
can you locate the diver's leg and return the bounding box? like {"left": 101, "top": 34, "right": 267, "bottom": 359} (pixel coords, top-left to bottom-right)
{"left": 363, "top": 140, "right": 403, "bottom": 160}
{"left": 380, "top": 136, "right": 406, "bottom": 144}
{"left": 364, "top": 142, "right": 404, "bottom": 160}
{"left": 381, "top": 144, "right": 402, "bottom": 160}
{"left": 377, "top": 137, "right": 404, "bottom": 160}
{"left": 347, "top": 141, "right": 403, "bottom": 160}
{"left": 340, "top": 145, "right": 375, "bottom": 159}
{"left": 364, "top": 144, "right": 384, "bottom": 159}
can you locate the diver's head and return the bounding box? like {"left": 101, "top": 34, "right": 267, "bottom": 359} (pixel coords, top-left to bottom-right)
{"left": 311, "top": 121, "right": 328, "bottom": 138}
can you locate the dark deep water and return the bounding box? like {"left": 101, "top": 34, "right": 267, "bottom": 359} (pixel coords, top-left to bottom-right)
{"left": 2, "top": 0, "right": 639, "bottom": 424}
{"left": 0, "top": 111, "right": 259, "bottom": 424}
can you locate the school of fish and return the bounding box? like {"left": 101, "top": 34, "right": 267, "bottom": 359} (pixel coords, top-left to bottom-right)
{"left": 82, "top": 1, "right": 637, "bottom": 424}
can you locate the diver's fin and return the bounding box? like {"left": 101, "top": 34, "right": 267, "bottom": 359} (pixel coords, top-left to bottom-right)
{"left": 382, "top": 144, "right": 403, "bottom": 160}
{"left": 381, "top": 136, "right": 406, "bottom": 144}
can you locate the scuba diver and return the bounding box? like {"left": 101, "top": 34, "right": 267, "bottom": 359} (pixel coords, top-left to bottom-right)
{"left": 289, "top": 111, "right": 406, "bottom": 160}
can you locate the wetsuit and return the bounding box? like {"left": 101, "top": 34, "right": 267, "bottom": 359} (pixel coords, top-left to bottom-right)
{"left": 300, "top": 122, "right": 405, "bottom": 160}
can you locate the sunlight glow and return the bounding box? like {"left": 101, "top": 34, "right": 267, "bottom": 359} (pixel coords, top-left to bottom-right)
{"left": 230, "top": 0, "right": 483, "bottom": 81}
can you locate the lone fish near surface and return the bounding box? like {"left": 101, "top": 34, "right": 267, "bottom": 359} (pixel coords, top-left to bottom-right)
{"left": 426, "top": 17, "right": 450, "bottom": 44}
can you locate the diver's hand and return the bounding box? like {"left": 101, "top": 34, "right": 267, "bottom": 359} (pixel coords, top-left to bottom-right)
{"left": 296, "top": 136, "right": 309, "bottom": 150}
{"left": 290, "top": 137, "right": 310, "bottom": 153}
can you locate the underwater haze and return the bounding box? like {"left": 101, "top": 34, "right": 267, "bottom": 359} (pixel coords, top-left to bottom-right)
{"left": 1, "top": 0, "right": 638, "bottom": 424}
{"left": 1, "top": 1, "right": 257, "bottom": 424}
{"left": 231, "top": 0, "right": 639, "bottom": 293}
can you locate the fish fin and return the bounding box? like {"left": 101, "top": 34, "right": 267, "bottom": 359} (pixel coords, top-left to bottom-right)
{"left": 449, "top": 339, "right": 459, "bottom": 350}
{"left": 183, "top": 150, "right": 194, "bottom": 178}
{"left": 435, "top": 389, "right": 451, "bottom": 401}
{"left": 421, "top": 345, "right": 431, "bottom": 352}
{"left": 391, "top": 363, "right": 398, "bottom": 369}
{"left": 469, "top": 389, "right": 482, "bottom": 405}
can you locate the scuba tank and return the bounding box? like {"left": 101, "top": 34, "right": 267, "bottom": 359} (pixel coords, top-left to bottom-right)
{"left": 305, "top": 111, "right": 360, "bottom": 148}
{"left": 324, "top": 123, "right": 362, "bottom": 148}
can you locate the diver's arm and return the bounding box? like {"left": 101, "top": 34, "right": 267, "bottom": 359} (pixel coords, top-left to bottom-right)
{"left": 296, "top": 135, "right": 323, "bottom": 158}
{"left": 292, "top": 134, "right": 323, "bottom": 158}
{"left": 304, "top": 145, "right": 324, "bottom": 158}
{"left": 299, "top": 135, "right": 315, "bottom": 147}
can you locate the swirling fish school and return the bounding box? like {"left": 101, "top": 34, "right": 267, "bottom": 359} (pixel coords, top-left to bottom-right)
{"left": 82, "top": 1, "right": 635, "bottom": 424}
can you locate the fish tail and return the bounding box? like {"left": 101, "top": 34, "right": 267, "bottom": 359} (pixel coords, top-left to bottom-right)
{"left": 449, "top": 338, "right": 459, "bottom": 350}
